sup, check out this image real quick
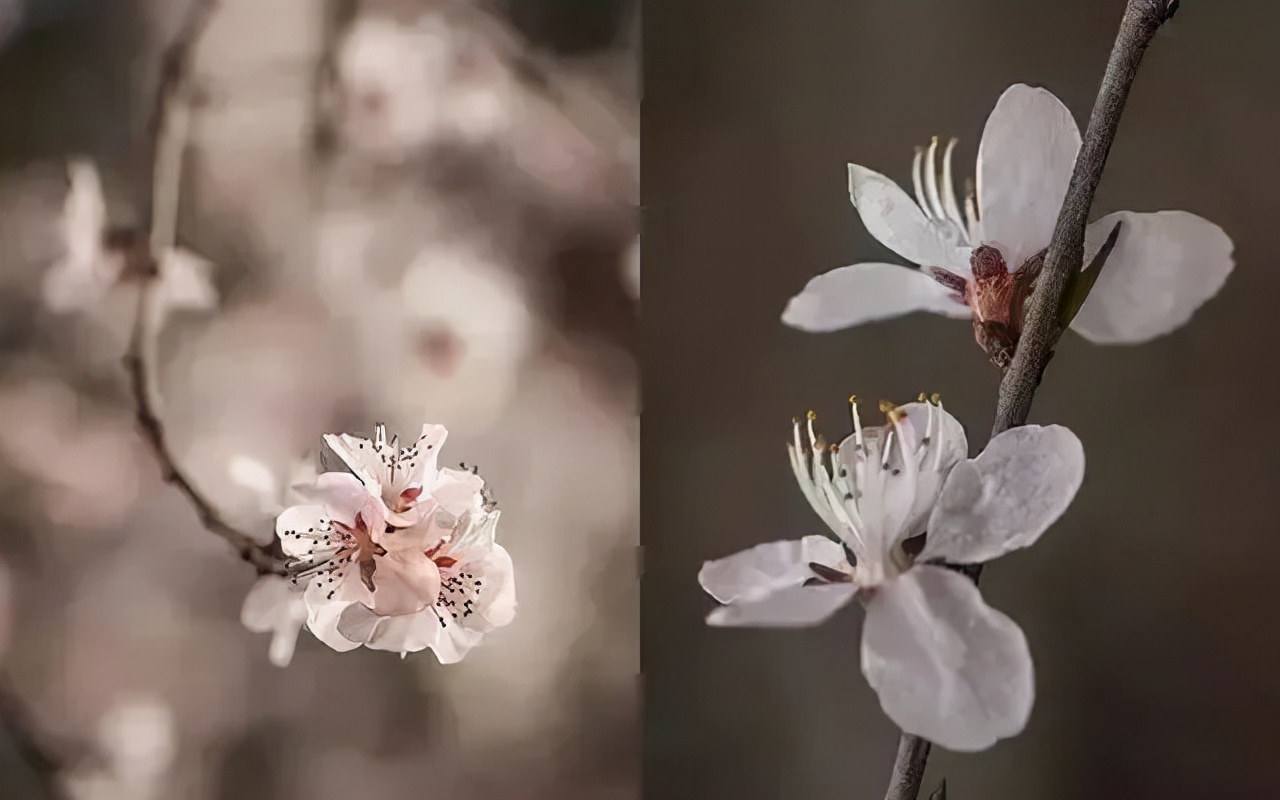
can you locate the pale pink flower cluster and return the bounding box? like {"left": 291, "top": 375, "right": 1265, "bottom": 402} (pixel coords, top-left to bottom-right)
{"left": 242, "top": 423, "right": 515, "bottom": 666}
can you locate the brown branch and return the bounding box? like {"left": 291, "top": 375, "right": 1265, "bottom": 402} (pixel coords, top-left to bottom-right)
{"left": 883, "top": 2, "right": 1180, "bottom": 799}
{"left": 124, "top": 344, "right": 285, "bottom": 575}
{"left": 123, "top": 0, "right": 286, "bottom": 576}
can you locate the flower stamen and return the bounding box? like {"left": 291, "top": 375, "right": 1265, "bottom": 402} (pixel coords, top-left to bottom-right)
{"left": 911, "top": 147, "right": 932, "bottom": 220}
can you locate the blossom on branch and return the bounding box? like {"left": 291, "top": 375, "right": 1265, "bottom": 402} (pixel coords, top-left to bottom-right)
{"left": 782, "top": 84, "right": 1234, "bottom": 360}
{"left": 698, "top": 397, "right": 1084, "bottom": 751}
{"left": 41, "top": 158, "right": 218, "bottom": 325}
{"left": 241, "top": 423, "right": 515, "bottom": 665}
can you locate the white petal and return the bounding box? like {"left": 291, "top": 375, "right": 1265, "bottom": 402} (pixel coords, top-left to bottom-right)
{"left": 781, "top": 263, "right": 970, "bottom": 333}
{"left": 63, "top": 159, "right": 107, "bottom": 267}
{"left": 1070, "top": 211, "right": 1235, "bottom": 344}
{"left": 430, "top": 467, "right": 485, "bottom": 515}
{"left": 322, "top": 432, "right": 385, "bottom": 488}
{"left": 156, "top": 248, "right": 218, "bottom": 312}
{"left": 706, "top": 583, "right": 856, "bottom": 628}
{"left": 304, "top": 575, "right": 371, "bottom": 653}
{"left": 338, "top": 604, "right": 486, "bottom": 662}
{"left": 977, "top": 84, "right": 1081, "bottom": 267}
{"left": 698, "top": 536, "right": 846, "bottom": 604}
{"left": 848, "top": 165, "right": 972, "bottom": 269}
{"left": 267, "top": 620, "right": 305, "bottom": 668}
{"left": 922, "top": 425, "right": 1083, "bottom": 565}
{"left": 310, "top": 472, "right": 379, "bottom": 525}
{"left": 307, "top": 599, "right": 365, "bottom": 653}
{"left": 275, "top": 504, "right": 330, "bottom": 557}
{"left": 861, "top": 566, "right": 1034, "bottom": 751}
{"left": 240, "top": 575, "right": 296, "bottom": 632}
{"left": 241, "top": 577, "right": 308, "bottom": 668}
{"left": 472, "top": 543, "right": 517, "bottom": 630}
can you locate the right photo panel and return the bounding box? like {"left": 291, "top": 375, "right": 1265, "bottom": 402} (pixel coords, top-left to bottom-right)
{"left": 643, "top": 2, "right": 1279, "bottom": 799}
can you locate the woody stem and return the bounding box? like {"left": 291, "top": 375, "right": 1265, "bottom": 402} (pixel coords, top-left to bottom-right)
{"left": 883, "top": 2, "right": 1181, "bottom": 799}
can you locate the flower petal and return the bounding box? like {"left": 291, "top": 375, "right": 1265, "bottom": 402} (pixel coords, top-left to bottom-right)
{"left": 848, "top": 165, "right": 972, "bottom": 269}
{"left": 310, "top": 472, "right": 380, "bottom": 526}
{"left": 472, "top": 543, "right": 517, "bottom": 630}
{"left": 322, "top": 432, "right": 385, "bottom": 487}
{"left": 337, "top": 604, "right": 488, "bottom": 663}
{"left": 156, "top": 248, "right": 219, "bottom": 312}
{"left": 781, "top": 263, "right": 970, "bottom": 333}
{"left": 304, "top": 577, "right": 369, "bottom": 653}
{"left": 368, "top": 550, "right": 441, "bottom": 616}
{"left": 1070, "top": 210, "right": 1235, "bottom": 344}
{"left": 698, "top": 536, "right": 846, "bottom": 604}
{"left": 275, "top": 504, "right": 330, "bottom": 558}
{"left": 861, "top": 566, "right": 1034, "bottom": 751}
{"left": 431, "top": 467, "right": 485, "bottom": 516}
{"left": 922, "top": 425, "right": 1083, "bottom": 565}
{"left": 977, "top": 84, "right": 1081, "bottom": 268}
{"left": 706, "top": 583, "right": 856, "bottom": 628}
{"left": 240, "top": 575, "right": 298, "bottom": 632}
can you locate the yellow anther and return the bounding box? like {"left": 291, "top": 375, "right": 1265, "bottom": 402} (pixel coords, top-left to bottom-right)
{"left": 930, "top": 392, "right": 942, "bottom": 404}
{"left": 917, "top": 392, "right": 927, "bottom": 403}
{"left": 806, "top": 410, "right": 818, "bottom": 421}
{"left": 887, "top": 407, "right": 907, "bottom": 422}
{"left": 848, "top": 394, "right": 858, "bottom": 405}
{"left": 828, "top": 443, "right": 840, "bottom": 454}
{"left": 878, "top": 399, "right": 897, "bottom": 415}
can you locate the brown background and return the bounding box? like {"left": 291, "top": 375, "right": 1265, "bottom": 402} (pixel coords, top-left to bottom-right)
{"left": 643, "top": 2, "right": 1280, "bottom": 798}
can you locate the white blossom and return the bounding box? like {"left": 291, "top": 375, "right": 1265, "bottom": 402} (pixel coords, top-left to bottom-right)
{"left": 40, "top": 158, "right": 219, "bottom": 324}
{"left": 782, "top": 84, "right": 1234, "bottom": 348}
{"left": 240, "top": 573, "right": 309, "bottom": 668}
{"left": 334, "top": 14, "right": 516, "bottom": 161}
{"left": 268, "top": 424, "right": 515, "bottom": 663}
{"left": 699, "top": 397, "right": 1084, "bottom": 751}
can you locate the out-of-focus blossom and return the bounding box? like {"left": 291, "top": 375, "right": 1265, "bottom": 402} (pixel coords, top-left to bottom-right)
{"left": 699, "top": 397, "right": 1084, "bottom": 751}
{"left": 361, "top": 245, "right": 535, "bottom": 431}
{"left": 783, "top": 84, "right": 1235, "bottom": 353}
{"left": 67, "top": 693, "right": 177, "bottom": 800}
{"left": 334, "top": 13, "right": 517, "bottom": 161}
{"left": 97, "top": 694, "right": 176, "bottom": 790}
{"left": 40, "top": 159, "right": 220, "bottom": 327}
{"left": 0, "top": 379, "right": 146, "bottom": 530}
{"left": 42, "top": 159, "right": 126, "bottom": 313}
{"left": 241, "top": 574, "right": 308, "bottom": 667}
{"left": 256, "top": 424, "right": 515, "bottom": 663}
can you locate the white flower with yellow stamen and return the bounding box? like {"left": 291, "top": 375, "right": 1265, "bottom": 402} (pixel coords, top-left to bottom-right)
{"left": 699, "top": 396, "right": 1084, "bottom": 751}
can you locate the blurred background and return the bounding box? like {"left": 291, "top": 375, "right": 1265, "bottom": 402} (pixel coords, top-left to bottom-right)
{"left": 0, "top": 0, "right": 637, "bottom": 798}
{"left": 644, "top": 1, "right": 1280, "bottom": 799}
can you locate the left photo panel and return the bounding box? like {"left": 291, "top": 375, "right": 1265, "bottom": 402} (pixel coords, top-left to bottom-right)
{"left": 0, "top": 1, "right": 638, "bottom": 798}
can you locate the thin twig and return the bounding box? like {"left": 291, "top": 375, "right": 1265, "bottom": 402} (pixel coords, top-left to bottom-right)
{"left": 123, "top": 0, "right": 286, "bottom": 575}
{"left": 124, "top": 343, "right": 284, "bottom": 575}
{"left": 883, "top": 2, "right": 1180, "bottom": 799}
{"left": 992, "top": 0, "right": 1177, "bottom": 435}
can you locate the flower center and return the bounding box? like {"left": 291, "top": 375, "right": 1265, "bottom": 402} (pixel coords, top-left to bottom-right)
{"left": 285, "top": 511, "right": 387, "bottom": 597}
{"left": 789, "top": 395, "right": 952, "bottom": 586}
{"left": 423, "top": 539, "right": 483, "bottom": 627}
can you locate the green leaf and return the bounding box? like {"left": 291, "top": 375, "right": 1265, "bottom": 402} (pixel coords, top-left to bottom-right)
{"left": 1058, "top": 220, "right": 1122, "bottom": 329}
